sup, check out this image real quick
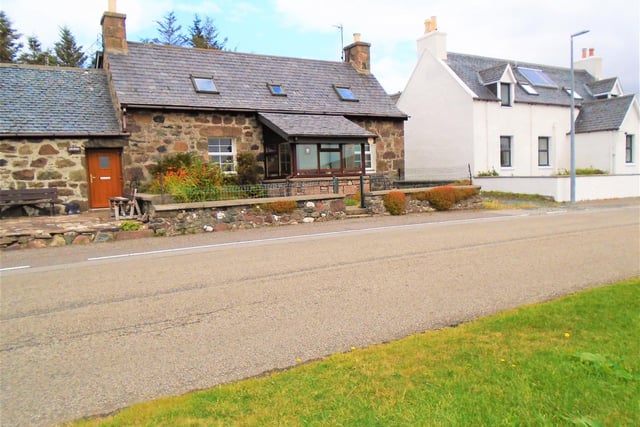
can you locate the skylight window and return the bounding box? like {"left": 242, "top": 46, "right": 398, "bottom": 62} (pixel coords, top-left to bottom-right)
{"left": 520, "top": 83, "right": 538, "bottom": 95}
{"left": 267, "top": 83, "right": 286, "bottom": 96}
{"left": 565, "top": 88, "right": 583, "bottom": 100}
{"left": 517, "top": 67, "right": 557, "bottom": 87}
{"left": 191, "top": 76, "right": 218, "bottom": 93}
{"left": 334, "top": 85, "right": 358, "bottom": 101}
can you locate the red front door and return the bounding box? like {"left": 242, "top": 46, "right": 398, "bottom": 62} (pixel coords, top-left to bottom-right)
{"left": 86, "top": 149, "right": 123, "bottom": 208}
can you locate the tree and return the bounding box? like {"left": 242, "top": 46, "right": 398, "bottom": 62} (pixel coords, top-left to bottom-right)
{"left": 54, "top": 26, "right": 87, "bottom": 67}
{"left": 0, "top": 11, "right": 22, "bottom": 62}
{"left": 18, "top": 36, "right": 56, "bottom": 65}
{"left": 189, "top": 14, "right": 227, "bottom": 50}
{"left": 152, "top": 11, "right": 186, "bottom": 46}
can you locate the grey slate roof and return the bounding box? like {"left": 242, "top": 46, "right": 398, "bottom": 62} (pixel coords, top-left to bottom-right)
{"left": 575, "top": 94, "right": 636, "bottom": 133}
{"left": 446, "top": 52, "right": 598, "bottom": 106}
{"left": 258, "top": 112, "right": 376, "bottom": 140}
{"left": 0, "top": 64, "right": 121, "bottom": 135}
{"left": 105, "top": 42, "right": 406, "bottom": 119}
{"left": 586, "top": 77, "right": 618, "bottom": 96}
{"left": 478, "top": 63, "right": 509, "bottom": 84}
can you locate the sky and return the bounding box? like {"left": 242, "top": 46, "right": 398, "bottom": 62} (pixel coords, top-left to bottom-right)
{"left": 2, "top": 0, "right": 639, "bottom": 96}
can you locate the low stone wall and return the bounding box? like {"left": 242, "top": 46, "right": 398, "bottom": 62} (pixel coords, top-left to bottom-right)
{"left": 0, "top": 187, "right": 482, "bottom": 249}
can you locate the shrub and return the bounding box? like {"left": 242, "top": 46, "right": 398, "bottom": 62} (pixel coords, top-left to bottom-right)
{"left": 344, "top": 193, "right": 361, "bottom": 207}
{"left": 236, "top": 152, "right": 262, "bottom": 185}
{"left": 261, "top": 200, "right": 298, "bottom": 214}
{"left": 120, "top": 220, "right": 141, "bottom": 231}
{"left": 426, "top": 186, "right": 456, "bottom": 211}
{"left": 453, "top": 186, "right": 479, "bottom": 202}
{"left": 383, "top": 190, "right": 406, "bottom": 215}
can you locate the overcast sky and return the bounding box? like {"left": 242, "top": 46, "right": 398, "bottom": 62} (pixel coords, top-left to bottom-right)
{"left": 2, "top": 0, "right": 639, "bottom": 95}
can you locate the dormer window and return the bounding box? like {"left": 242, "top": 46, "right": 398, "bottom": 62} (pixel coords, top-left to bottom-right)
{"left": 191, "top": 76, "right": 218, "bottom": 93}
{"left": 500, "top": 82, "right": 512, "bottom": 106}
{"left": 268, "top": 83, "right": 286, "bottom": 96}
{"left": 334, "top": 85, "right": 358, "bottom": 101}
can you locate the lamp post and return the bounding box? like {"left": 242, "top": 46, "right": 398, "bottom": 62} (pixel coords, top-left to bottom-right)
{"left": 570, "top": 30, "right": 589, "bottom": 204}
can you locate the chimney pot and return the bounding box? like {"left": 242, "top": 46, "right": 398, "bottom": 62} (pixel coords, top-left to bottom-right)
{"left": 582, "top": 48, "right": 587, "bottom": 58}
{"left": 424, "top": 16, "right": 438, "bottom": 33}
{"left": 353, "top": 33, "right": 361, "bottom": 42}
{"left": 108, "top": 0, "right": 116, "bottom": 12}
{"left": 589, "top": 47, "right": 595, "bottom": 57}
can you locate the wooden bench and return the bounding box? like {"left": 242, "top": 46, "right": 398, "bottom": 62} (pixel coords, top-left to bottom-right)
{"left": 0, "top": 188, "right": 58, "bottom": 216}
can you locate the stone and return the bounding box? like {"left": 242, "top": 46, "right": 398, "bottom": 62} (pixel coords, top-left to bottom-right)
{"left": 49, "top": 235, "right": 68, "bottom": 247}
{"left": 95, "top": 231, "right": 115, "bottom": 243}
{"left": 38, "top": 144, "right": 59, "bottom": 155}
{"left": 302, "top": 217, "right": 315, "bottom": 223}
{"left": 72, "top": 234, "right": 92, "bottom": 245}
{"left": 202, "top": 224, "right": 214, "bottom": 232}
{"left": 27, "top": 239, "right": 48, "bottom": 249}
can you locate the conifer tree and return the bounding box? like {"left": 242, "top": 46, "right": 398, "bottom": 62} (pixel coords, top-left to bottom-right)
{"left": 18, "top": 36, "right": 56, "bottom": 65}
{"left": 152, "top": 11, "right": 186, "bottom": 46}
{"left": 0, "top": 11, "right": 22, "bottom": 62}
{"left": 189, "top": 14, "right": 227, "bottom": 50}
{"left": 54, "top": 26, "right": 87, "bottom": 67}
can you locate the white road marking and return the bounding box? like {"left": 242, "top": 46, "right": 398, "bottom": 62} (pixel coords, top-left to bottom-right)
{"left": 87, "top": 213, "right": 532, "bottom": 261}
{"left": 0, "top": 265, "right": 31, "bottom": 273}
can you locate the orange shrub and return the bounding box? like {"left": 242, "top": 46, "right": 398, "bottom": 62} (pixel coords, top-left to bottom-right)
{"left": 383, "top": 190, "right": 406, "bottom": 215}
{"left": 426, "top": 186, "right": 456, "bottom": 211}
{"left": 453, "top": 186, "right": 479, "bottom": 202}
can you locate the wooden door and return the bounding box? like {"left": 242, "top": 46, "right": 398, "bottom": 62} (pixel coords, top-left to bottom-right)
{"left": 86, "top": 150, "right": 123, "bottom": 208}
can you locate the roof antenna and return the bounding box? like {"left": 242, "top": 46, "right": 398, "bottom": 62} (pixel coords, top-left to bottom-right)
{"left": 334, "top": 24, "right": 344, "bottom": 61}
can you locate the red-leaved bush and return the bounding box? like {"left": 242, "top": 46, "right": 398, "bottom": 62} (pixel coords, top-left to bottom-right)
{"left": 426, "top": 186, "right": 456, "bottom": 211}
{"left": 383, "top": 190, "right": 406, "bottom": 215}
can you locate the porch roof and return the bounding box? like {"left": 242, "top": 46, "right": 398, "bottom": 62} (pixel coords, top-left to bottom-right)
{"left": 575, "top": 94, "right": 636, "bottom": 133}
{"left": 258, "top": 113, "right": 376, "bottom": 141}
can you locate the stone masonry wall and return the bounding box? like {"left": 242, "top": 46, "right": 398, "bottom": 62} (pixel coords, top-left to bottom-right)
{"left": 0, "top": 138, "right": 90, "bottom": 211}
{"left": 352, "top": 118, "right": 405, "bottom": 178}
{"left": 123, "top": 110, "right": 264, "bottom": 184}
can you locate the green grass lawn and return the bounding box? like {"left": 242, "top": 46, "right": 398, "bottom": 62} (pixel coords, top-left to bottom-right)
{"left": 69, "top": 278, "right": 640, "bottom": 426}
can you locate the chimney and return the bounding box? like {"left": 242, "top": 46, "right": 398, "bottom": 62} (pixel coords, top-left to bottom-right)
{"left": 574, "top": 46, "right": 602, "bottom": 80}
{"left": 417, "top": 16, "right": 447, "bottom": 60}
{"left": 101, "top": 0, "right": 127, "bottom": 53}
{"left": 343, "top": 33, "right": 371, "bottom": 74}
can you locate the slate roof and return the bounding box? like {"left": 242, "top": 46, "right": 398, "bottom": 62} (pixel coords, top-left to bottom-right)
{"left": 0, "top": 64, "right": 121, "bottom": 136}
{"left": 575, "top": 94, "right": 636, "bottom": 133}
{"left": 258, "top": 113, "right": 376, "bottom": 140}
{"left": 478, "top": 63, "right": 509, "bottom": 84}
{"left": 105, "top": 42, "right": 406, "bottom": 119}
{"left": 445, "top": 52, "right": 598, "bottom": 106}
{"left": 586, "top": 77, "right": 618, "bottom": 97}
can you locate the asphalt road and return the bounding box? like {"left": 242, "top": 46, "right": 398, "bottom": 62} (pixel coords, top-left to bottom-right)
{"left": 1, "top": 203, "right": 639, "bottom": 426}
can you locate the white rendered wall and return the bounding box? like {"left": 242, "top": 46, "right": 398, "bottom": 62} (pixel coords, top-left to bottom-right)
{"left": 398, "top": 50, "right": 474, "bottom": 180}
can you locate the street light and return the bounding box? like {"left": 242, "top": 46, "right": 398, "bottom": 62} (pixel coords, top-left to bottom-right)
{"left": 570, "top": 30, "right": 589, "bottom": 204}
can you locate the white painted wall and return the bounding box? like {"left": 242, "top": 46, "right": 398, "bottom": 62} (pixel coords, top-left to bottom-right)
{"left": 473, "top": 101, "right": 570, "bottom": 176}
{"left": 475, "top": 175, "right": 640, "bottom": 201}
{"left": 398, "top": 50, "right": 474, "bottom": 180}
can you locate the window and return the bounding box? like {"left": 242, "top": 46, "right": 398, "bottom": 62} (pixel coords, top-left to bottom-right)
{"left": 334, "top": 85, "right": 358, "bottom": 101}
{"left": 191, "top": 76, "right": 218, "bottom": 93}
{"left": 267, "top": 83, "right": 286, "bottom": 96}
{"left": 565, "top": 88, "right": 583, "bottom": 100}
{"left": 500, "top": 83, "right": 511, "bottom": 106}
{"left": 517, "top": 67, "right": 557, "bottom": 87}
{"left": 626, "top": 134, "right": 635, "bottom": 163}
{"left": 520, "top": 83, "right": 538, "bottom": 95}
{"left": 538, "top": 137, "right": 550, "bottom": 166}
{"left": 208, "top": 137, "right": 235, "bottom": 172}
{"left": 353, "top": 142, "right": 374, "bottom": 171}
{"left": 293, "top": 142, "right": 370, "bottom": 175}
{"left": 500, "top": 136, "right": 512, "bottom": 167}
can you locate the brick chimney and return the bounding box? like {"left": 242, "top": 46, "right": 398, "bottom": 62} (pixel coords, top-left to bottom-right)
{"left": 101, "top": 0, "right": 127, "bottom": 53}
{"left": 343, "top": 33, "right": 371, "bottom": 74}
{"left": 417, "top": 16, "right": 447, "bottom": 60}
{"left": 574, "top": 47, "right": 602, "bottom": 80}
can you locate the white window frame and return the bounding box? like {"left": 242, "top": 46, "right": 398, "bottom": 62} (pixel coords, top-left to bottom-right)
{"left": 626, "top": 134, "right": 635, "bottom": 164}
{"left": 538, "top": 136, "right": 550, "bottom": 167}
{"left": 500, "top": 82, "right": 512, "bottom": 107}
{"left": 500, "top": 136, "right": 512, "bottom": 167}
{"left": 208, "top": 137, "right": 236, "bottom": 173}
{"left": 354, "top": 142, "right": 375, "bottom": 172}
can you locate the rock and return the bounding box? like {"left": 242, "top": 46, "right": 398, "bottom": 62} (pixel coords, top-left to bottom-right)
{"left": 302, "top": 217, "right": 315, "bottom": 223}
{"left": 202, "top": 225, "right": 214, "bottom": 232}
{"left": 72, "top": 234, "right": 92, "bottom": 245}
{"left": 49, "top": 235, "right": 67, "bottom": 247}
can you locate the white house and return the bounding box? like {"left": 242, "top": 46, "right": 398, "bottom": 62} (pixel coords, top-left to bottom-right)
{"left": 398, "top": 17, "right": 639, "bottom": 200}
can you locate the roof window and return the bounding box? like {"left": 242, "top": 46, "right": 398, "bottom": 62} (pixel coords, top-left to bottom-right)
{"left": 267, "top": 83, "right": 286, "bottom": 96}
{"left": 517, "top": 67, "right": 557, "bottom": 87}
{"left": 191, "top": 76, "right": 219, "bottom": 93}
{"left": 334, "top": 85, "right": 358, "bottom": 101}
{"left": 520, "top": 83, "right": 538, "bottom": 95}
{"left": 565, "top": 88, "right": 583, "bottom": 100}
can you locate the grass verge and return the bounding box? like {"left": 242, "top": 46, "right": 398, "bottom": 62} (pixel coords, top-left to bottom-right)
{"left": 70, "top": 278, "right": 640, "bottom": 426}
